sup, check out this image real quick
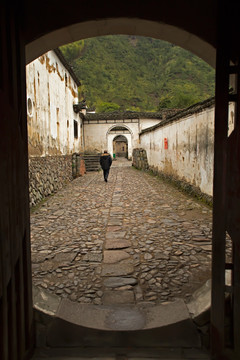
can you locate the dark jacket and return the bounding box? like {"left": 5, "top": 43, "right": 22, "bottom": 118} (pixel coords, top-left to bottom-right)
{"left": 100, "top": 153, "right": 112, "bottom": 170}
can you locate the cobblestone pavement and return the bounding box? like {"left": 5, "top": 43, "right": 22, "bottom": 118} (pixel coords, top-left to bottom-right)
{"left": 31, "top": 159, "right": 214, "bottom": 306}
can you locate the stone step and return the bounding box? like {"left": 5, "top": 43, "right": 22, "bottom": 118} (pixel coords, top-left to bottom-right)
{"left": 84, "top": 158, "right": 100, "bottom": 161}
{"left": 33, "top": 287, "right": 204, "bottom": 353}
{"left": 85, "top": 163, "right": 100, "bottom": 167}
{"left": 83, "top": 155, "right": 101, "bottom": 172}
{"left": 84, "top": 160, "right": 100, "bottom": 164}
{"left": 85, "top": 166, "right": 100, "bottom": 170}
{"left": 32, "top": 347, "right": 211, "bottom": 359}
{"left": 85, "top": 160, "right": 100, "bottom": 163}
{"left": 84, "top": 166, "right": 100, "bottom": 172}
{"left": 83, "top": 155, "right": 101, "bottom": 160}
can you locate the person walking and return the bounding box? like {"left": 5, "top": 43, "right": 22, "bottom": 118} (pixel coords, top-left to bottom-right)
{"left": 100, "top": 150, "right": 112, "bottom": 182}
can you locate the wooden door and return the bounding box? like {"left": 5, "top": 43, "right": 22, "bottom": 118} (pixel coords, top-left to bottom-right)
{"left": 0, "top": 1, "right": 34, "bottom": 359}
{"left": 211, "top": 1, "right": 240, "bottom": 358}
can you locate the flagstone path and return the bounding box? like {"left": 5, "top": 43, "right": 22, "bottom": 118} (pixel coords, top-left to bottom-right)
{"left": 30, "top": 158, "right": 229, "bottom": 307}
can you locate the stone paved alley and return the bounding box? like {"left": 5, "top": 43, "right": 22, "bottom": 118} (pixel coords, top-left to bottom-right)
{"left": 31, "top": 159, "right": 214, "bottom": 307}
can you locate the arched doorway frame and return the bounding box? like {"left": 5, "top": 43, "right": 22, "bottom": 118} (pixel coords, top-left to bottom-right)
{"left": 21, "top": 9, "right": 239, "bottom": 359}
{"left": 107, "top": 124, "right": 133, "bottom": 159}
{"left": 2, "top": 0, "right": 240, "bottom": 358}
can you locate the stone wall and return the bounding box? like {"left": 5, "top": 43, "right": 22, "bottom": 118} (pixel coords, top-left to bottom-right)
{"left": 72, "top": 153, "right": 86, "bottom": 178}
{"left": 132, "top": 148, "right": 149, "bottom": 170}
{"left": 29, "top": 155, "right": 73, "bottom": 207}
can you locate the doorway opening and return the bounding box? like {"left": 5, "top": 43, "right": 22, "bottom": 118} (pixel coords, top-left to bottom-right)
{"left": 113, "top": 135, "right": 128, "bottom": 158}
{"left": 107, "top": 125, "right": 133, "bottom": 159}
{"left": 26, "top": 29, "right": 217, "bottom": 351}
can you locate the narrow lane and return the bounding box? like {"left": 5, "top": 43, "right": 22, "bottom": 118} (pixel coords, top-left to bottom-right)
{"left": 31, "top": 159, "right": 214, "bottom": 306}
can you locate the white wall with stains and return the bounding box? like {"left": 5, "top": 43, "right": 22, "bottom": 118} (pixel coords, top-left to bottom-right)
{"left": 139, "top": 103, "right": 235, "bottom": 196}
{"left": 139, "top": 118, "right": 161, "bottom": 131}
{"left": 26, "top": 50, "right": 82, "bottom": 157}
{"left": 83, "top": 118, "right": 160, "bottom": 158}
{"left": 83, "top": 122, "right": 139, "bottom": 157}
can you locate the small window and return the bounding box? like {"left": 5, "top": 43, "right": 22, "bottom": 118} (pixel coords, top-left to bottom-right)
{"left": 27, "top": 97, "right": 33, "bottom": 116}
{"left": 74, "top": 120, "right": 78, "bottom": 138}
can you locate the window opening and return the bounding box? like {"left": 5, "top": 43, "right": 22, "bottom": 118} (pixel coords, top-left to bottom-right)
{"left": 74, "top": 119, "right": 78, "bottom": 138}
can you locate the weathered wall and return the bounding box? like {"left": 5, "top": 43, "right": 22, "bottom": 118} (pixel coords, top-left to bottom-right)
{"left": 26, "top": 50, "right": 85, "bottom": 207}
{"left": 84, "top": 122, "right": 119, "bottom": 153}
{"left": 139, "top": 99, "right": 235, "bottom": 197}
{"left": 139, "top": 118, "right": 163, "bottom": 131}
{"left": 29, "top": 153, "right": 86, "bottom": 207}
{"left": 28, "top": 156, "right": 72, "bottom": 207}
{"left": 132, "top": 148, "right": 149, "bottom": 170}
{"left": 26, "top": 50, "right": 83, "bottom": 157}
{"left": 26, "top": 50, "right": 85, "bottom": 206}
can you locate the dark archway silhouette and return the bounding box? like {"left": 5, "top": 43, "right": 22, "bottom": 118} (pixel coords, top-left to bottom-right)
{"left": 1, "top": 1, "right": 240, "bottom": 359}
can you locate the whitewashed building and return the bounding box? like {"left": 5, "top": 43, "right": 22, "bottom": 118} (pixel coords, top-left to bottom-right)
{"left": 82, "top": 112, "right": 172, "bottom": 159}
{"left": 26, "top": 49, "right": 84, "bottom": 206}
{"left": 26, "top": 49, "right": 83, "bottom": 157}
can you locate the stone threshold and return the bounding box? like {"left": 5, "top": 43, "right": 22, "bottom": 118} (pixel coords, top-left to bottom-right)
{"left": 33, "top": 276, "right": 211, "bottom": 332}
{"left": 32, "top": 346, "right": 210, "bottom": 359}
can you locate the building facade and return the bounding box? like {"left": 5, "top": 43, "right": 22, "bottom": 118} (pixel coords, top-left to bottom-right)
{"left": 26, "top": 49, "right": 84, "bottom": 206}
{"left": 82, "top": 112, "right": 175, "bottom": 159}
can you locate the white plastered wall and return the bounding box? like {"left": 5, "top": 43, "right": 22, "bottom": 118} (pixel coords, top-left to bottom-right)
{"left": 83, "top": 122, "right": 139, "bottom": 156}
{"left": 139, "top": 103, "right": 235, "bottom": 196}
{"left": 26, "top": 50, "right": 82, "bottom": 156}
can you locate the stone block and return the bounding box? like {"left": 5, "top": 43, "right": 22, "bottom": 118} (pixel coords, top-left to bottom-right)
{"left": 102, "top": 264, "right": 134, "bottom": 276}
{"left": 103, "top": 250, "right": 130, "bottom": 264}
{"left": 102, "top": 290, "right": 135, "bottom": 305}
{"left": 103, "top": 277, "right": 137, "bottom": 288}
{"left": 105, "top": 239, "right": 131, "bottom": 249}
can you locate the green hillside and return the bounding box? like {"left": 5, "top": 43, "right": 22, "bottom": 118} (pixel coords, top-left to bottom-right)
{"left": 60, "top": 35, "right": 215, "bottom": 112}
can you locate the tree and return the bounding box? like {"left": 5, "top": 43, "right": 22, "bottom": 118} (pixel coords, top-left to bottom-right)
{"left": 60, "top": 35, "right": 215, "bottom": 111}
{"left": 96, "top": 102, "right": 120, "bottom": 113}
{"left": 60, "top": 40, "right": 85, "bottom": 61}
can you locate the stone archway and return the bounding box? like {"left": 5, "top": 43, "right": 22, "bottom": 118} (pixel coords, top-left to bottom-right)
{"left": 3, "top": 1, "right": 240, "bottom": 358}
{"left": 22, "top": 14, "right": 239, "bottom": 359}
{"left": 107, "top": 125, "right": 133, "bottom": 159}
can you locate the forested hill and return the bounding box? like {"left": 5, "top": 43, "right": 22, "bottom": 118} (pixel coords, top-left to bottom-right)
{"left": 60, "top": 35, "right": 215, "bottom": 112}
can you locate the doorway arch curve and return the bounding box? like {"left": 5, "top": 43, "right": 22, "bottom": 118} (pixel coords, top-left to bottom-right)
{"left": 25, "top": 18, "right": 216, "bottom": 67}
{"left": 107, "top": 125, "right": 133, "bottom": 159}
{"left": 24, "top": 11, "right": 218, "bottom": 350}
